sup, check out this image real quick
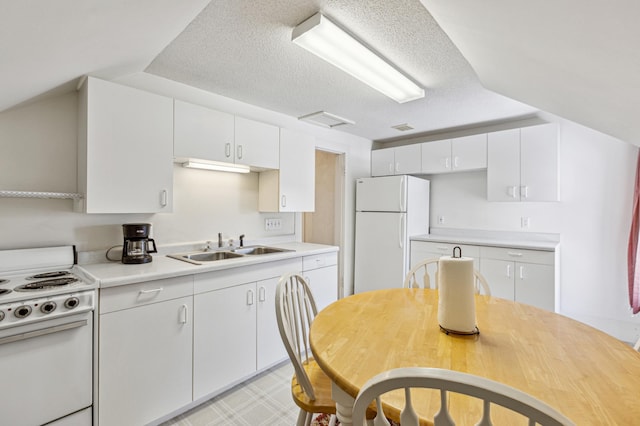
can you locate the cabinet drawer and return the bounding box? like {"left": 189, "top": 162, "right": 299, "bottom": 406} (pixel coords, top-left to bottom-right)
{"left": 100, "top": 276, "right": 193, "bottom": 314}
{"left": 303, "top": 252, "right": 338, "bottom": 271}
{"left": 480, "top": 246, "right": 554, "bottom": 265}
{"left": 411, "top": 241, "right": 480, "bottom": 259}
{"left": 194, "top": 258, "right": 302, "bottom": 294}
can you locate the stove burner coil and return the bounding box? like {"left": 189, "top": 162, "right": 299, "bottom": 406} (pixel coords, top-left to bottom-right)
{"left": 0, "top": 279, "right": 9, "bottom": 285}
{"left": 0, "top": 288, "right": 11, "bottom": 296}
{"left": 14, "top": 277, "right": 79, "bottom": 292}
{"left": 26, "top": 271, "right": 71, "bottom": 280}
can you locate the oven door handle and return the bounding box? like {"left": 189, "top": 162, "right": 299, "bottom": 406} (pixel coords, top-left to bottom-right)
{"left": 0, "top": 319, "right": 88, "bottom": 346}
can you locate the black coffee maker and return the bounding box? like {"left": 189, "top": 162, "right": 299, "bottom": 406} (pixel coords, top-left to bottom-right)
{"left": 122, "top": 223, "right": 157, "bottom": 264}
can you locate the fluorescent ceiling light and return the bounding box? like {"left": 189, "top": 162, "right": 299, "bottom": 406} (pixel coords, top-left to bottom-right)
{"left": 292, "top": 13, "right": 425, "bottom": 104}
{"left": 182, "top": 160, "right": 250, "bottom": 174}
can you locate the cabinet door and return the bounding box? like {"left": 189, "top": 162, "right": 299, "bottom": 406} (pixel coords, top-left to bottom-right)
{"left": 520, "top": 123, "right": 558, "bottom": 201}
{"left": 394, "top": 144, "right": 422, "bottom": 175}
{"left": 371, "top": 149, "right": 395, "bottom": 176}
{"left": 279, "top": 128, "right": 315, "bottom": 212}
{"left": 173, "top": 100, "right": 235, "bottom": 162}
{"left": 452, "top": 134, "right": 487, "bottom": 171}
{"left": 487, "top": 128, "right": 520, "bottom": 201}
{"left": 479, "top": 259, "right": 515, "bottom": 301}
{"left": 515, "top": 262, "right": 555, "bottom": 311}
{"left": 80, "top": 77, "right": 174, "bottom": 213}
{"left": 193, "top": 283, "right": 256, "bottom": 399}
{"left": 304, "top": 265, "right": 338, "bottom": 313}
{"left": 421, "top": 140, "right": 452, "bottom": 173}
{"left": 234, "top": 116, "right": 279, "bottom": 169}
{"left": 256, "top": 278, "right": 288, "bottom": 370}
{"left": 99, "top": 296, "right": 192, "bottom": 426}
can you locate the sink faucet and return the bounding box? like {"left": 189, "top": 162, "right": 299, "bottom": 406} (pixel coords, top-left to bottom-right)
{"left": 218, "top": 233, "right": 223, "bottom": 248}
{"left": 239, "top": 234, "right": 245, "bottom": 247}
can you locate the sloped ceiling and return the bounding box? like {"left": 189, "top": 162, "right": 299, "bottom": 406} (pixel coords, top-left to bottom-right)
{"left": 421, "top": 0, "right": 640, "bottom": 144}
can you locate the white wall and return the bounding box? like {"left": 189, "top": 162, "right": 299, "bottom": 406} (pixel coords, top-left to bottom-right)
{"left": 427, "top": 116, "right": 640, "bottom": 341}
{"left": 0, "top": 75, "right": 372, "bottom": 292}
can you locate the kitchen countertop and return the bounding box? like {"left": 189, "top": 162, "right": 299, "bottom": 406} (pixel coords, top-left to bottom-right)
{"left": 80, "top": 242, "right": 338, "bottom": 288}
{"left": 411, "top": 228, "right": 560, "bottom": 251}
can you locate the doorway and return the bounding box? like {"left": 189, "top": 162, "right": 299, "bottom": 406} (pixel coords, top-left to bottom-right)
{"left": 303, "top": 149, "right": 345, "bottom": 298}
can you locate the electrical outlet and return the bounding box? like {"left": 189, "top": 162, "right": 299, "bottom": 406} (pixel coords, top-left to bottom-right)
{"left": 521, "top": 217, "right": 531, "bottom": 228}
{"left": 438, "top": 216, "right": 445, "bottom": 225}
{"left": 265, "top": 218, "right": 282, "bottom": 231}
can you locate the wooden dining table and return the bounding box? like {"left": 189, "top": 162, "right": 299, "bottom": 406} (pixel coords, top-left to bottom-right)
{"left": 309, "top": 288, "right": 640, "bottom": 425}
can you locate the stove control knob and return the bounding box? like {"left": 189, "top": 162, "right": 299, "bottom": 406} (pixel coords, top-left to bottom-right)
{"left": 14, "top": 305, "right": 32, "bottom": 319}
{"left": 64, "top": 297, "right": 80, "bottom": 310}
{"left": 0, "top": 311, "right": 4, "bottom": 321}
{"left": 41, "top": 301, "right": 57, "bottom": 314}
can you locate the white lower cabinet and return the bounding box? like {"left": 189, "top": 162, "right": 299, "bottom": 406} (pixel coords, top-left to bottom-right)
{"left": 302, "top": 252, "right": 339, "bottom": 312}
{"left": 192, "top": 258, "right": 301, "bottom": 400}
{"left": 410, "top": 241, "right": 556, "bottom": 311}
{"left": 479, "top": 247, "right": 555, "bottom": 311}
{"left": 98, "top": 277, "right": 193, "bottom": 426}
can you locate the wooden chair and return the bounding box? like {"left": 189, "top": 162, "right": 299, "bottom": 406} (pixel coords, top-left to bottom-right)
{"left": 275, "top": 272, "right": 337, "bottom": 426}
{"left": 403, "top": 257, "right": 491, "bottom": 296}
{"left": 352, "top": 367, "right": 575, "bottom": 426}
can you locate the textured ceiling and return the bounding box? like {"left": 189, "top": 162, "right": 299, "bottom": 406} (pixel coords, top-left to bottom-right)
{"left": 146, "top": 0, "right": 536, "bottom": 141}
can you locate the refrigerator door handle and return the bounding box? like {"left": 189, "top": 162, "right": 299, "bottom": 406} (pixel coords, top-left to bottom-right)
{"left": 399, "top": 215, "right": 405, "bottom": 248}
{"left": 399, "top": 176, "right": 406, "bottom": 211}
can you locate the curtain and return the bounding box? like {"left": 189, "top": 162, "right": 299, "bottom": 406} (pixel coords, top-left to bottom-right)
{"left": 628, "top": 151, "right": 640, "bottom": 314}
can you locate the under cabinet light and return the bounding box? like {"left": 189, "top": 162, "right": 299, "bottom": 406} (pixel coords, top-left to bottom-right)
{"left": 292, "top": 13, "right": 424, "bottom": 104}
{"left": 182, "top": 160, "right": 250, "bottom": 174}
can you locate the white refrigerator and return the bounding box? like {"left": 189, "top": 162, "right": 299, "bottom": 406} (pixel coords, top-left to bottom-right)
{"left": 354, "top": 175, "right": 430, "bottom": 293}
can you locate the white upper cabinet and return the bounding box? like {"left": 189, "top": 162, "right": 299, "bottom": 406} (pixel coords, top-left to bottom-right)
{"left": 371, "top": 144, "right": 422, "bottom": 176}
{"left": 77, "top": 77, "right": 173, "bottom": 213}
{"left": 258, "top": 128, "right": 315, "bottom": 212}
{"left": 173, "top": 100, "right": 278, "bottom": 169}
{"left": 173, "top": 100, "right": 234, "bottom": 163}
{"left": 487, "top": 123, "right": 558, "bottom": 202}
{"left": 421, "top": 139, "right": 452, "bottom": 173}
{"left": 421, "top": 134, "right": 487, "bottom": 174}
{"left": 234, "top": 116, "right": 279, "bottom": 169}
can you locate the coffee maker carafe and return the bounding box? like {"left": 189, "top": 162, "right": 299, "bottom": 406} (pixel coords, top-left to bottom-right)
{"left": 122, "top": 223, "right": 157, "bottom": 264}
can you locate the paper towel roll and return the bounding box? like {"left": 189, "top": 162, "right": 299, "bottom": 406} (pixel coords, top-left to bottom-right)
{"left": 437, "top": 255, "right": 477, "bottom": 334}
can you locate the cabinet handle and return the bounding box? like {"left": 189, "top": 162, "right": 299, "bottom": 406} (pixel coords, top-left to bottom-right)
{"left": 160, "top": 189, "right": 168, "bottom": 207}
{"left": 258, "top": 286, "right": 266, "bottom": 302}
{"left": 521, "top": 185, "right": 529, "bottom": 199}
{"left": 508, "top": 186, "right": 518, "bottom": 198}
{"left": 453, "top": 156, "right": 459, "bottom": 168}
{"left": 506, "top": 264, "right": 511, "bottom": 278}
{"left": 225, "top": 142, "right": 231, "bottom": 158}
{"left": 237, "top": 144, "right": 243, "bottom": 159}
{"left": 395, "top": 162, "right": 400, "bottom": 173}
{"left": 388, "top": 162, "right": 393, "bottom": 174}
{"left": 281, "top": 195, "right": 286, "bottom": 208}
{"left": 445, "top": 157, "right": 451, "bottom": 169}
{"left": 247, "top": 289, "right": 254, "bottom": 305}
{"left": 179, "top": 304, "right": 188, "bottom": 324}
{"left": 519, "top": 265, "right": 524, "bottom": 280}
{"left": 507, "top": 252, "right": 523, "bottom": 257}
{"left": 139, "top": 287, "right": 163, "bottom": 295}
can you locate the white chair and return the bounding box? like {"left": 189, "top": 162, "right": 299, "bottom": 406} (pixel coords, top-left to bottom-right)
{"left": 403, "top": 257, "right": 491, "bottom": 296}
{"left": 275, "top": 272, "right": 337, "bottom": 426}
{"left": 634, "top": 336, "right": 640, "bottom": 351}
{"left": 352, "top": 367, "right": 575, "bottom": 426}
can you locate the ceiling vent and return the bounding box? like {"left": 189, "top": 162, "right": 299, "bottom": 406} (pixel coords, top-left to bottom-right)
{"left": 392, "top": 123, "right": 414, "bottom": 132}
{"left": 298, "top": 111, "right": 355, "bottom": 128}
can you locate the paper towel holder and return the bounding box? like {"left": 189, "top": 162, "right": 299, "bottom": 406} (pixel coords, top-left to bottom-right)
{"left": 439, "top": 245, "right": 480, "bottom": 336}
{"left": 452, "top": 246, "right": 462, "bottom": 258}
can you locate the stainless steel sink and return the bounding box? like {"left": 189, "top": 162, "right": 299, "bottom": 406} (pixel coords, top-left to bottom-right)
{"left": 186, "top": 251, "right": 244, "bottom": 261}
{"left": 167, "top": 245, "right": 292, "bottom": 265}
{"left": 231, "top": 246, "right": 291, "bottom": 255}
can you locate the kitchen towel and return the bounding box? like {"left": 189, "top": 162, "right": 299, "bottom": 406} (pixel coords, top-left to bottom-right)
{"left": 437, "top": 255, "right": 477, "bottom": 334}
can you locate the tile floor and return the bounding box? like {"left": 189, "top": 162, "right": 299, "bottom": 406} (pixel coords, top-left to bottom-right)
{"left": 161, "top": 361, "right": 300, "bottom": 426}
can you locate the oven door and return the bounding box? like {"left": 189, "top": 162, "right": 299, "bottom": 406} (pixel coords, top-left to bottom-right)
{"left": 0, "top": 311, "right": 93, "bottom": 426}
